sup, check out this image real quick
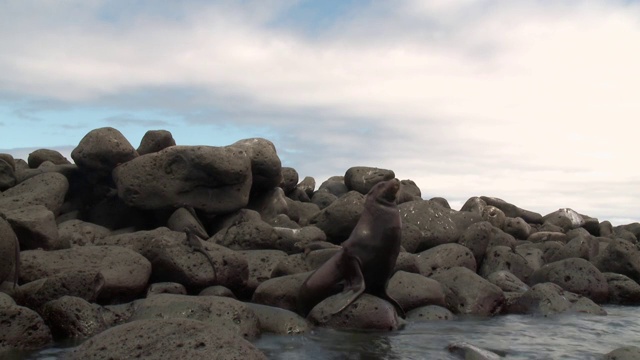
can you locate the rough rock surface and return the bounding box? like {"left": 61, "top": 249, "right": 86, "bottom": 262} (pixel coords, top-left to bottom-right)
{"left": 387, "top": 270, "right": 446, "bottom": 311}
{"left": 307, "top": 294, "right": 400, "bottom": 331}
{"left": 0, "top": 172, "right": 68, "bottom": 214}
{"left": 431, "top": 267, "right": 505, "bottom": 316}
{"left": 529, "top": 258, "right": 608, "bottom": 303}
{"left": 71, "top": 127, "right": 138, "bottom": 181}
{"left": 343, "top": 166, "right": 395, "bottom": 195}
{"left": 0, "top": 303, "right": 52, "bottom": 355}
{"left": 65, "top": 318, "right": 267, "bottom": 360}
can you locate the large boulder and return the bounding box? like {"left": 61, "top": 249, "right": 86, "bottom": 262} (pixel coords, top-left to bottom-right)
{"left": 309, "top": 191, "right": 365, "bottom": 243}
{"left": 387, "top": 271, "right": 446, "bottom": 312}
{"left": 0, "top": 303, "right": 52, "bottom": 356}
{"left": 65, "top": 318, "right": 267, "bottom": 360}
{"left": 19, "top": 246, "right": 151, "bottom": 303}
{"left": 113, "top": 145, "right": 252, "bottom": 213}
{"left": 0, "top": 172, "right": 68, "bottom": 215}
{"left": 71, "top": 127, "right": 138, "bottom": 181}
{"left": 238, "top": 250, "right": 289, "bottom": 295}
{"left": 58, "top": 219, "right": 111, "bottom": 247}
{"left": 307, "top": 293, "right": 400, "bottom": 331}
{"left": 252, "top": 272, "right": 310, "bottom": 313}
{"left": 529, "top": 258, "right": 608, "bottom": 303}
{"left": 479, "top": 197, "right": 543, "bottom": 224}
{"left": 542, "top": 208, "right": 585, "bottom": 232}
{"left": 0, "top": 217, "right": 18, "bottom": 285}
{"left": 245, "top": 303, "right": 311, "bottom": 335}
{"left": 129, "top": 294, "right": 260, "bottom": 340}
{"left": 343, "top": 166, "right": 395, "bottom": 195}
{"left": 136, "top": 129, "right": 176, "bottom": 155}
{"left": 431, "top": 267, "right": 504, "bottom": 316}
{"left": 479, "top": 246, "right": 535, "bottom": 284}
{"left": 2, "top": 205, "right": 66, "bottom": 250}
{"left": 230, "top": 138, "right": 282, "bottom": 194}
{"left": 415, "top": 243, "right": 477, "bottom": 277}
{"left": 399, "top": 200, "right": 483, "bottom": 250}
{"left": 592, "top": 239, "right": 640, "bottom": 283}
{"left": 40, "top": 296, "right": 107, "bottom": 339}
{"left": 603, "top": 273, "right": 640, "bottom": 305}
{"left": 28, "top": 149, "right": 71, "bottom": 168}
{"left": 506, "top": 282, "right": 606, "bottom": 316}
{"left": 0, "top": 158, "right": 16, "bottom": 191}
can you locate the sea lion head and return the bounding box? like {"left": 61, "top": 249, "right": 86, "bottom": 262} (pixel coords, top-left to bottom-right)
{"left": 369, "top": 179, "right": 400, "bottom": 206}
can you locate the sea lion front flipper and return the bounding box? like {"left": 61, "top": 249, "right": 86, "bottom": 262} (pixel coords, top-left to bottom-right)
{"left": 314, "top": 256, "right": 366, "bottom": 319}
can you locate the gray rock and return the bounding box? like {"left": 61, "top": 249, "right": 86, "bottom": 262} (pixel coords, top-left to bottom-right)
{"left": 309, "top": 191, "right": 365, "bottom": 243}
{"left": 486, "top": 270, "right": 530, "bottom": 293}
{"left": 17, "top": 271, "right": 104, "bottom": 311}
{"left": 199, "top": 285, "right": 237, "bottom": 298}
{"left": 387, "top": 271, "right": 446, "bottom": 312}
{"left": 310, "top": 190, "right": 337, "bottom": 210}
{"left": 458, "top": 221, "right": 495, "bottom": 263}
{"left": 503, "top": 217, "right": 531, "bottom": 240}
{"left": 279, "top": 167, "right": 299, "bottom": 195}
{"left": 58, "top": 219, "right": 111, "bottom": 247}
{"left": 307, "top": 293, "right": 400, "bottom": 331}
{"left": 247, "top": 187, "right": 289, "bottom": 223}
{"left": 514, "top": 245, "right": 545, "bottom": 271}
{"left": 272, "top": 226, "right": 328, "bottom": 254}
{"left": 146, "top": 282, "right": 187, "bottom": 297}
{"left": 270, "top": 248, "right": 340, "bottom": 277}
{"left": 252, "top": 272, "right": 310, "bottom": 312}
{"left": 41, "top": 295, "right": 106, "bottom": 339}
{"left": 238, "top": 250, "right": 289, "bottom": 295}
{"left": 317, "top": 176, "right": 348, "bottom": 197}
{"left": 529, "top": 258, "right": 608, "bottom": 303}
{"left": 547, "top": 235, "right": 599, "bottom": 262}
{"left": 211, "top": 216, "right": 280, "bottom": 250}
{"left": 0, "top": 158, "right": 16, "bottom": 190}
{"left": 113, "top": 145, "right": 252, "bottom": 213}
{"left": 431, "top": 267, "right": 505, "bottom": 316}
{"left": 524, "top": 241, "right": 565, "bottom": 263}
{"left": 130, "top": 293, "right": 261, "bottom": 340}
{"left": 542, "top": 208, "right": 585, "bottom": 232}
{"left": 399, "top": 200, "right": 483, "bottom": 250}
{"left": 396, "top": 179, "right": 422, "bottom": 204}
{"left": 604, "top": 346, "right": 640, "bottom": 360}
{"left": 592, "top": 238, "right": 640, "bottom": 283}
{"left": 603, "top": 273, "right": 640, "bottom": 305}
{"left": 406, "top": 305, "right": 455, "bottom": 321}
{"left": 599, "top": 221, "right": 614, "bottom": 238}
{"left": 231, "top": 138, "right": 282, "bottom": 194}
{"left": 481, "top": 205, "right": 506, "bottom": 229}
{"left": 71, "top": 127, "right": 138, "bottom": 181}
{"left": 65, "top": 318, "right": 267, "bottom": 360}
{"left": 20, "top": 246, "right": 151, "bottom": 303}
{"left": 527, "top": 231, "right": 568, "bottom": 243}
{"left": 401, "top": 222, "right": 423, "bottom": 253}
{"left": 429, "top": 197, "right": 450, "bottom": 209}
{"left": 0, "top": 303, "right": 52, "bottom": 355}
{"left": 2, "top": 205, "right": 66, "bottom": 250}
{"left": 479, "top": 196, "right": 543, "bottom": 224}
{"left": 136, "top": 129, "right": 176, "bottom": 155}
{"left": 506, "top": 282, "right": 605, "bottom": 316}
{"left": 0, "top": 217, "right": 18, "bottom": 285}
{"left": 0, "top": 172, "right": 68, "bottom": 215}
{"left": 245, "top": 302, "right": 311, "bottom": 335}
{"left": 415, "top": 243, "right": 477, "bottom": 277}
{"left": 166, "top": 207, "right": 208, "bottom": 238}
{"left": 297, "top": 176, "right": 316, "bottom": 198}
{"left": 344, "top": 166, "right": 395, "bottom": 195}
{"left": 394, "top": 252, "right": 419, "bottom": 273}
{"left": 285, "top": 199, "right": 320, "bottom": 226}
{"left": 28, "top": 149, "right": 70, "bottom": 168}
{"left": 479, "top": 246, "right": 534, "bottom": 284}
{"left": 448, "top": 342, "right": 502, "bottom": 360}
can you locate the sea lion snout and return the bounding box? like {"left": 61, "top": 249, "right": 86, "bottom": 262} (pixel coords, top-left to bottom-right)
{"left": 376, "top": 178, "right": 400, "bottom": 203}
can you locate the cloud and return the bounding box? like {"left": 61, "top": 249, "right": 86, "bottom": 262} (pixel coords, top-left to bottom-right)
{"left": 1, "top": 0, "right": 639, "bottom": 224}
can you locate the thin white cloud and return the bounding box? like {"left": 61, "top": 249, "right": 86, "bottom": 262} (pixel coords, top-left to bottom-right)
{"left": 1, "top": 0, "right": 639, "bottom": 224}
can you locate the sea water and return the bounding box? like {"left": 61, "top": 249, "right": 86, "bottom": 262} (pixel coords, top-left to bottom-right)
{"left": 22, "top": 306, "right": 640, "bottom": 360}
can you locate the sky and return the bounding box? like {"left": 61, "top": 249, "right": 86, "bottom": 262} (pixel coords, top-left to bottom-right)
{"left": 1, "top": 0, "right": 639, "bottom": 225}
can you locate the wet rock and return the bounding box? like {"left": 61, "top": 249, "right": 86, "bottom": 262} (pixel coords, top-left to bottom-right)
{"left": 309, "top": 191, "right": 365, "bottom": 243}
{"left": 406, "top": 305, "right": 454, "bottom": 321}
{"left": 399, "top": 200, "right": 483, "bottom": 250}
{"left": 479, "top": 197, "right": 543, "bottom": 224}
{"left": 344, "top": 166, "right": 395, "bottom": 195}
{"left": 529, "top": 258, "right": 608, "bottom": 303}
{"left": 231, "top": 138, "right": 282, "bottom": 194}
{"left": 415, "top": 243, "right": 477, "bottom": 277}
{"left": 592, "top": 239, "right": 640, "bottom": 283}
{"left": 238, "top": 250, "right": 289, "bottom": 295}
{"left": 130, "top": 293, "right": 260, "bottom": 340}
{"left": 0, "top": 172, "right": 68, "bottom": 215}
{"left": 245, "top": 302, "right": 311, "bottom": 335}
{"left": 0, "top": 158, "right": 17, "bottom": 190}
{"left": 28, "top": 149, "right": 70, "bottom": 168}
{"left": 58, "top": 219, "right": 111, "bottom": 247}
{"left": 3, "top": 205, "right": 67, "bottom": 250}
{"left": 604, "top": 345, "right": 640, "bottom": 360}
{"left": 41, "top": 295, "right": 107, "bottom": 339}
{"left": 542, "top": 208, "right": 585, "bottom": 232}
{"left": 71, "top": 127, "right": 138, "bottom": 181}
{"left": 0, "top": 217, "right": 18, "bottom": 285}
{"left": 486, "top": 270, "right": 529, "bottom": 293}
{"left": 387, "top": 271, "right": 446, "bottom": 312}
{"left": 20, "top": 246, "right": 151, "bottom": 303}
{"left": 479, "top": 246, "right": 534, "bottom": 284}
{"left": 448, "top": 342, "right": 502, "bottom": 360}
{"left": 136, "top": 129, "right": 176, "bottom": 155}
{"left": 252, "top": 272, "right": 310, "bottom": 312}
{"left": 506, "top": 282, "right": 605, "bottom": 316}
{"left": 307, "top": 293, "right": 400, "bottom": 331}
{"left": 66, "top": 318, "right": 267, "bottom": 360}
{"left": 0, "top": 303, "right": 52, "bottom": 355}
{"left": 503, "top": 217, "right": 531, "bottom": 240}
{"left": 146, "top": 282, "right": 187, "bottom": 297}
{"left": 199, "top": 285, "right": 237, "bottom": 298}
{"left": 113, "top": 145, "right": 252, "bottom": 213}
{"left": 431, "top": 267, "right": 504, "bottom": 316}
{"left": 603, "top": 273, "right": 640, "bottom": 305}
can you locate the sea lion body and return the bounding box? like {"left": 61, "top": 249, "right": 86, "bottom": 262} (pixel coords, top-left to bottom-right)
{"left": 298, "top": 179, "right": 404, "bottom": 318}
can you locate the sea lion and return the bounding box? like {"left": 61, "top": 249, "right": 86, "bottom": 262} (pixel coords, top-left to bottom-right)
{"left": 297, "top": 179, "right": 405, "bottom": 318}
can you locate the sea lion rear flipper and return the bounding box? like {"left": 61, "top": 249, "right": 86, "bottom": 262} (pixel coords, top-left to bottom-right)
{"left": 318, "top": 256, "right": 366, "bottom": 317}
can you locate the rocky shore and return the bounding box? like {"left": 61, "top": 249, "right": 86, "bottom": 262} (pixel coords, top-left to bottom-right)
{"left": 1, "top": 127, "right": 640, "bottom": 359}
